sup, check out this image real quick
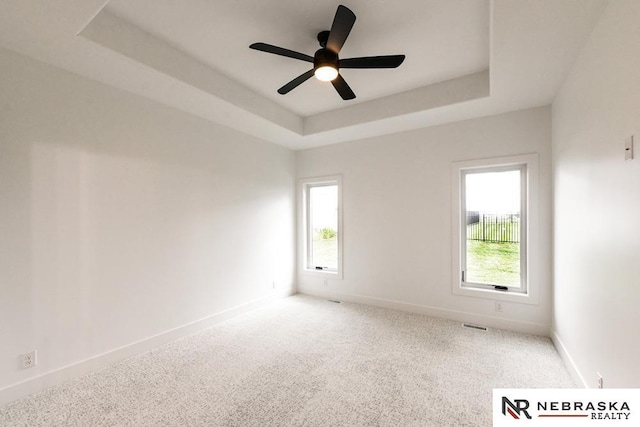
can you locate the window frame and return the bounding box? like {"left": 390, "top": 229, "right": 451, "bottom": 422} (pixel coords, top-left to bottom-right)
{"left": 299, "top": 175, "right": 343, "bottom": 279}
{"left": 451, "top": 154, "right": 539, "bottom": 304}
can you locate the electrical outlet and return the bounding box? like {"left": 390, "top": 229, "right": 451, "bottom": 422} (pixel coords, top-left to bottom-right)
{"left": 21, "top": 350, "right": 37, "bottom": 369}
{"left": 323, "top": 278, "right": 328, "bottom": 287}
{"left": 495, "top": 301, "right": 503, "bottom": 312}
{"left": 272, "top": 281, "right": 276, "bottom": 289}
{"left": 597, "top": 372, "right": 603, "bottom": 389}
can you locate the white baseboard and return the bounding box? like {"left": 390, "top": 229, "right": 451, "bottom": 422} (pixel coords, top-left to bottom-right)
{"left": 0, "top": 288, "right": 295, "bottom": 406}
{"left": 298, "top": 286, "right": 550, "bottom": 336}
{"left": 550, "top": 330, "right": 587, "bottom": 388}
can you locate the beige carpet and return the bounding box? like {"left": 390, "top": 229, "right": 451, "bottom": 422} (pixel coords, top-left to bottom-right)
{"left": 0, "top": 295, "right": 575, "bottom": 426}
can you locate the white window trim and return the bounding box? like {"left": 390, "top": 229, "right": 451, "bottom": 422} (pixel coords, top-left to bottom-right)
{"left": 299, "top": 175, "right": 343, "bottom": 279}
{"left": 451, "top": 154, "right": 539, "bottom": 305}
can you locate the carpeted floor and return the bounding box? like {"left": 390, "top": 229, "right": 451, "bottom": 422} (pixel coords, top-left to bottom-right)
{"left": 0, "top": 295, "right": 575, "bottom": 426}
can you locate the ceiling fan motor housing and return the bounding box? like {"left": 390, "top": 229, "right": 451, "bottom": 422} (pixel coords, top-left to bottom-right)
{"left": 314, "top": 48, "right": 338, "bottom": 72}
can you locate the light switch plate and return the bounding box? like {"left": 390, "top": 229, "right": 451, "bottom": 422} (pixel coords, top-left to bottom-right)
{"left": 625, "top": 135, "right": 634, "bottom": 161}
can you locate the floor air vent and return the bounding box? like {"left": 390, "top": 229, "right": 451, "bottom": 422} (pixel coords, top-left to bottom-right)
{"left": 462, "top": 323, "right": 487, "bottom": 331}
{"left": 327, "top": 300, "right": 342, "bottom": 304}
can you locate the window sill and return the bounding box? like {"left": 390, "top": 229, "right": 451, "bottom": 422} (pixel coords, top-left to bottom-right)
{"left": 453, "top": 283, "right": 538, "bottom": 305}
{"left": 302, "top": 268, "right": 342, "bottom": 279}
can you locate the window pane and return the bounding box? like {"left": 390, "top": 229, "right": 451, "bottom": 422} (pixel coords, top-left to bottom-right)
{"left": 464, "top": 169, "right": 521, "bottom": 287}
{"left": 309, "top": 185, "right": 338, "bottom": 269}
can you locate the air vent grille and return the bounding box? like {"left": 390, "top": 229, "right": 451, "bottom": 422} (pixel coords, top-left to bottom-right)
{"left": 462, "top": 323, "right": 487, "bottom": 331}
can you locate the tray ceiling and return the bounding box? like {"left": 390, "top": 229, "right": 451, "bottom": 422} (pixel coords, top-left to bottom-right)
{"left": 0, "top": 0, "right": 609, "bottom": 149}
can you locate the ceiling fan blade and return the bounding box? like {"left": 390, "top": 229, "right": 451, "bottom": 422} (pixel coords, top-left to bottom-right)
{"left": 331, "top": 74, "right": 356, "bottom": 100}
{"left": 326, "top": 5, "right": 356, "bottom": 54}
{"left": 250, "top": 42, "right": 314, "bottom": 63}
{"left": 339, "top": 55, "right": 406, "bottom": 69}
{"left": 278, "top": 69, "right": 315, "bottom": 94}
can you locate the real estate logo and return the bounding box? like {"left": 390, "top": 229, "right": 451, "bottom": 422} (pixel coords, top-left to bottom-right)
{"left": 502, "top": 397, "right": 532, "bottom": 419}
{"left": 493, "top": 389, "right": 639, "bottom": 426}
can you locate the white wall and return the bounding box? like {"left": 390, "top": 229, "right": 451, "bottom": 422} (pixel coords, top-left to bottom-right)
{"left": 296, "top": 106, "right": 553, "bottom": 335}
{"left": 0, "top": 48, "right": 295, "bottom": 400}
{"left": 552, "top": 0, "right": 640, "bottom": 388}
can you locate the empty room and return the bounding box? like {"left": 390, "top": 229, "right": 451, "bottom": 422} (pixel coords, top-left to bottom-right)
{"left": 1, "top": 0, "right": 639, "bottom": 425}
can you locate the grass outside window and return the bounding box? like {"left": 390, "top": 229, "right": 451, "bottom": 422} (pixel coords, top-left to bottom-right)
{"left": 465, "top": 240, "right": 520, "bottom": 286}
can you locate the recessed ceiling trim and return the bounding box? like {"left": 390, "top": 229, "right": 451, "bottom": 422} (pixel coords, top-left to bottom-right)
{"left": 303, "top": 70, "right": 490, "bottom": 135}
{"left": 79, "top": 9, "right": 304, "bottom": 135}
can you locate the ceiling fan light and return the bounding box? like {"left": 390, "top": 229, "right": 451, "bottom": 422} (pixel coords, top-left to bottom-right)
{"left": 315, "top": 66, "right": 338, "bottom": 81}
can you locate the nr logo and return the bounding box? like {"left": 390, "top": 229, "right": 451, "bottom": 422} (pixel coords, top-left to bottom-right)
{"left": 502, "top": 397, "right": 532, "bottom": 420}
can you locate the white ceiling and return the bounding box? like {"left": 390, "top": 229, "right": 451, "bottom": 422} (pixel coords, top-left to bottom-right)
{"left": 106, "top": 0, "right": 490, "bottom": 117}
{"left": 0, "top": 0, "right": 609, "bottom": 149}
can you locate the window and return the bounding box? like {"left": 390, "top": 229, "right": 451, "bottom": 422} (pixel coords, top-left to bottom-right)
{"left": 452, "top": 155, "right": 539, "bottom": 303}
{"left": 300, "top": 176, "right": 342, "bottom": 277}
{"left": 462, "top": 166, "right": 526, "bottom": 290}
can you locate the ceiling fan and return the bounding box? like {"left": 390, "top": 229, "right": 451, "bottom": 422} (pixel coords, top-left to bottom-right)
{"left": 249, "top": 4, "right": 406, "bottom": 100}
